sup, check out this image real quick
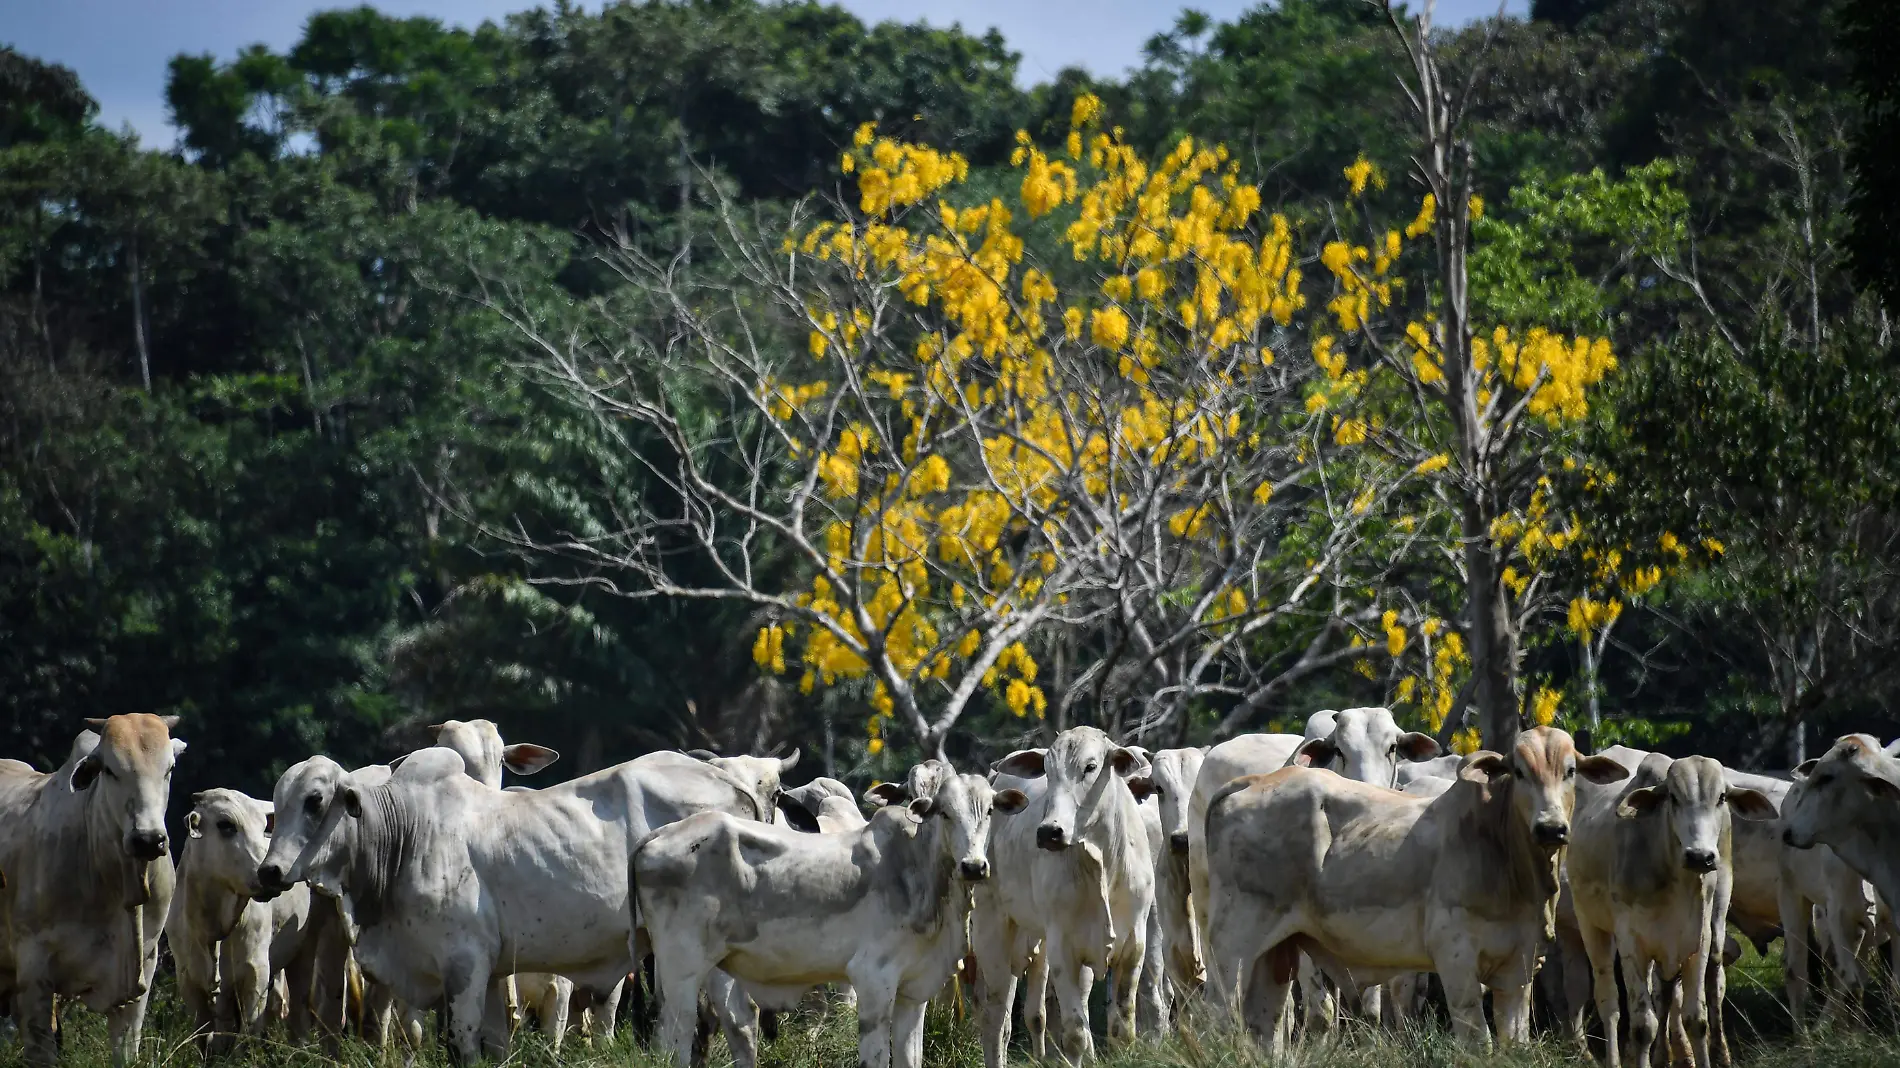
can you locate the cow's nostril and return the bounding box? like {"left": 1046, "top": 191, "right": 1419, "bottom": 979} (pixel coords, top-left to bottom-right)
{"left": 1169, "top": 831, "right": 1190, "bottom": 856}
{"left": 1532, "top": 822, "right": 1569, "bottom": 846}
{"left": 1035, "top": 825, "right": 1067, "bottom": 851}
{"left": 959, "top": 858, "right": 991, "bottom": 881}
{"left": 258, "top": 863, "right": 284, "bottom": 889}
{"left": 1684, "top": 849, "right": 1718, "bottom": 873}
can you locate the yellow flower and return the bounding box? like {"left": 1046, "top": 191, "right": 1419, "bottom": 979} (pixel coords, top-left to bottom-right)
{"left": 1414, "top": 453, "right": 1451, "bottom": 475}
{"left": 1452, "top": 727, "right": 1482, "bottom": 755}
{"left": 1530, "top": 686, "right": 1560, "bottom": 727}
{"left": 1333, "top": 418, "right": 1368, "bottom": 447}
{"left": 1343, "top": 156, "right": 1375, "bottom": 198}
{"left": 1071, "top": 93, "right": 1103, "bottom": 129}
{"left": 1090, "top": 306, "right": 1131, "bottom": 349}
{"left": 1404, "top": 194, "right": 1437, "bottom": 240}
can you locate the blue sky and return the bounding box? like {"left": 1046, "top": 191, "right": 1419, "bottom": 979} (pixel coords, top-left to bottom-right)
{"left": 6, "top": 0, "right": 1526, "bottom": 149}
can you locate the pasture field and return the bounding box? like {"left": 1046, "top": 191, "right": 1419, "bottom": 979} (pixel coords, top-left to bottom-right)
{"left": 13, "top": 945, "right": 1900, "bottom": 1068}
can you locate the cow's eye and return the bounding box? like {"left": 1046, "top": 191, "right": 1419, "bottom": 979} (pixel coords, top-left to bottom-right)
{"left": 1565, "top": 766, "right": 1577, "bottom": 778}
{"left": 1084, "top": 762, "right": 1099, "bottom": 775}
{"left": 217, "top": 820, "right": 237, "bottom": 837}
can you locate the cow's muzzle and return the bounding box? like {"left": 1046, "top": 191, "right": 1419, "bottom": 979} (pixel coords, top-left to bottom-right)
{"left": 1683, "top": 848, "right": 1718, "bottom": 873}
{"left": 1035, "top": 824, "right": 1069, "bottom": 851}
{"left": 127, "top": 829, "right": 168, "bottom": 861}
{"left": 1169, "top": 831, "right": 1190, "bottom": 856}
{"left": 1782, "top": 828, "right": 1814, "bottom": 850}
{"left": 959, "top": 858, "right": 991, "bottom": 881}
{"left": 256, "top": 861, "right": 291, "bottom": 896}
{"left": 1532, "top": 821, "right": 1569, "bottom": 847}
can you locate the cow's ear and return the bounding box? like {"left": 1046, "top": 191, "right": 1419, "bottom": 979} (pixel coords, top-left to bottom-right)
{"left": 1616, "top": 786, "right": 1665, "bottom": 819}
{"left": 777, "top": 796, "right": 822, "bottom": 833}
{"left": 70, "top": 753, "right": 104, "bottom": 792}
{"left": 83, "top": 717, "right": 108, "bottom": 729}
{"left": 686, "top": 749, "right": 719, "bottom": 762}
{"left": 158, "top": 715, "right": 182, "bottom": 731}
{"left": 425, "top": 723, "right": 447, "bottom": 738}
{"left": 502, "top": 743, "right": 560, "bottom": 776}
{"left": 1864, "top": 775, "right": 1900, "bottom": 803}
{"left": 864, "top": 782, "right": 908, "bottom": 808}
{"left": 1792, "top": 758, "right": 1819, "bottom": 780}
{"left": 1397, "top": 732, "right": 1441, "bottom": 761}
{"left": 342, "top": 788, "right": 364, "bottom": 819}
{"left": 1577, "top": 755, "right": 1631, "bottom": 784}
{"left": 992, "top": 749, "right": 1048, "bottom": 779}
{"left": 190, "top": 791, "right": 206, "bottom": 805}
{"left": 908, "top": 797, "right": 935, "bottom": 820}
{"left": 777, "top": 749, "right": 800, "bottom": 773}
{"left": 186, "top": 811, "right": 204, "bottom": 839}
{"left": 993, "top": 788, "right": 1028, "bottom": 814}
{"left": 1293, "top": 737, "right": 1337, "bottom": 769}
{"left": 170, "top": 738, "right": 188, "bottom": 759}
{"left": 1458, "top": 752, "right": 1507, "bottom": 783}
{"left": 387, "top": 753, "right": 410, "bottom": 773}
{"left": 1110, "top": 747, "right": 1152, "bottom": 779}
{"left": 1728, "top": 788, "right": 1779, "bottom": 821}
{"left": 1126, "top": 776, "right": 1155, "bottom": 801}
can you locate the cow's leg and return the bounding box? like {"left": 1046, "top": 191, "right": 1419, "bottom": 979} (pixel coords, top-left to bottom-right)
{"left": 17, "top": 971, "right": 58, "bottom": 1068}
{"left": 173, "top": 939, "right": 217, "bottom": 1054}
{"left": 654, "top": 941, "right": 714, "bottom": 1068}
{"left": 1821, "top": 898, "right": 1871, "bottom": 1024}
{"left": 1491, "top": 980, "right": 1534, "bottom": 1045}
{"left": 1435, "top": 964, "right": 1490, "bottom": 1051}
{"left": 1025, "top": 945, "right": 1050, "bottom": 1058}
{"left": 891, "top": 997, "right": 927, "bottom": 1068}
{"left": 1620, "top": 950, "right": 1657, "bottom": 1068}
{"left": 1706, "top": 945, "right": 1731, "bottom": 1067}
{"left": 1043, "top": 929, "right": 1094, "bottom": 1065}
{"left": 1136, "top": 904, "right": 1167, "bottom": 1036}
{"left": 591, "top": 977, "right": 625, "bottom": 1042}
{"left": 1678, "top": 950, "right": 1712, "bottom": 1068}
{"left": 543, "top": 977, "right": 573, "bottom": 1052}
{"left": 968, "top": 915, "right": 1018, "bottom": 1068}
{"left": 439, "top": 958, "right": 493, "bottom": 1066}
{"left": 1780, "top": 887, "right": 1814, "bottom": 1027}
{"left": 1243, "top": 942, "right": 1297, "bottom": 1058}
{"left": 707, "top": 972, "right": 759, "bottom": 1068}
{"left": 1297, "top": 955, "right": 1335, "bottom": 1037}
{"left": 232, "top": 941, "right": 272, "bottom": 1045}
{"left": 1576, "top": 923, "right": 1621, "bottom": 1068}
{"left": 105, "top": 987, "right": 154, "bottom": 1068}
{"left": 1107, "top": 921, "right": 1147, "bottom": 1046}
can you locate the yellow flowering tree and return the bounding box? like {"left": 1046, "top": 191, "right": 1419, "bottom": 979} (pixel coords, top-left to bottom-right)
{"left": 1307, "top": 3, "right": 1634, "bottom": 747}
{"left": 497, "top": 97, "right": 1417, "bottom": 756}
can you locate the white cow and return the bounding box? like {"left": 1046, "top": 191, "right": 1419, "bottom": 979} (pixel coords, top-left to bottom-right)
{"left": 168, "top": 788, "right": 347, "bottom": 1051}
{"left": 972, "top": 727, "right": 1156, "bottom": 1066}
{"left": 1783, "top": 736, "right": 1900, "bottom": 975}
{"left": 1204, "top": 727, "right": 1628, "bottom": 1055}
{"left": 1129, "top": 747, "right": 1206, "bottom": 1006}
{"left": 779, "top": 777, "right": 866, "bottom": 833}
{"left": 635, "top": 771, "right": 1024, "bottom": 1068}
{"left": 1567, "top": 753, "right": 1775, "bottom": 1068}
{"left": 255, "top": 746, "right": 764, "bottom": 1063}
{"left": 428, "top": 719, "right": 560, "bottom": 787}
{"left": 685, "top": 748, "right": 801, "bottom": 822}
{"left": 0, "top": 715, "right": 185, "bottom": 1067}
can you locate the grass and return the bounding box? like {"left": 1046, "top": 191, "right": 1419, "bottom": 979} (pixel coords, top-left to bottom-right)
{"left": 12, "top": 950, "right": 1900, "bottom": 1068}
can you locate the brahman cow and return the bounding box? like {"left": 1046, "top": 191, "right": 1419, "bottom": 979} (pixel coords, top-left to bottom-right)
{"left": 0, "top": 715, "right": 185, "bottom": 1067}
{"left": 1203, "top": 726, "right": 1627, "bottom": 1055}
{"left": 1568, "top": 753, "right": 1775, "bottom": 1068}
{"left": 168, "top": 788, "right": 348, "bottom": 1052}
{"left": 634, "top": 770, "right": 1023, "bottom": 1068}
{"left": 1128, "top": 747, "right": 1206, "bottom": 1007}
{"left": 972, "top": 727, "right": 1156, "bottom": 1066}
{"left": 778, "top": 777, "right": 866, "bottom": 833}
{"left": 427, "top": 719, "right": 560, "bottom": 788}
{"left": 255, "top": 745, "right": 763, "bottom": 1063}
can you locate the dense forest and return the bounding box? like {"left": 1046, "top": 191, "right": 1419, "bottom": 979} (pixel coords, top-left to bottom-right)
{"left": 2, "top": 0, "right": 1897, "bottom": 808}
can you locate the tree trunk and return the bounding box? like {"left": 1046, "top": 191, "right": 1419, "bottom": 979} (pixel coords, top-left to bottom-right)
{"left": 128, "top": 233, "right": 150, "bottom": 391}
{"left": 1786, "top": 717, "right": 1807, "bottom": 767}
{"left": 1468, "top": 535, "right": 1520, "bottom": 749}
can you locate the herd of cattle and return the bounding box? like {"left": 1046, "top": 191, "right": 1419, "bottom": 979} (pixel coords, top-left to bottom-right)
{"left": 3, "top": 709, "right": 1900, "bottom": 1068}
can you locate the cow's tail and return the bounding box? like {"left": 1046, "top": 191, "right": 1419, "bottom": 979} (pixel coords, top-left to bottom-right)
{"left": 627, "top": 829, "right": 657, "bottom": 969}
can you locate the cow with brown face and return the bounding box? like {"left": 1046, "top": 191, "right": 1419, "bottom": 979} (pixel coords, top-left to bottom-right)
{"left": 0, "top": 714, "right": 186, "bottom": 1068}
{"left": 1202, "top": 726, "right": 1627, "bottom": 1055}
